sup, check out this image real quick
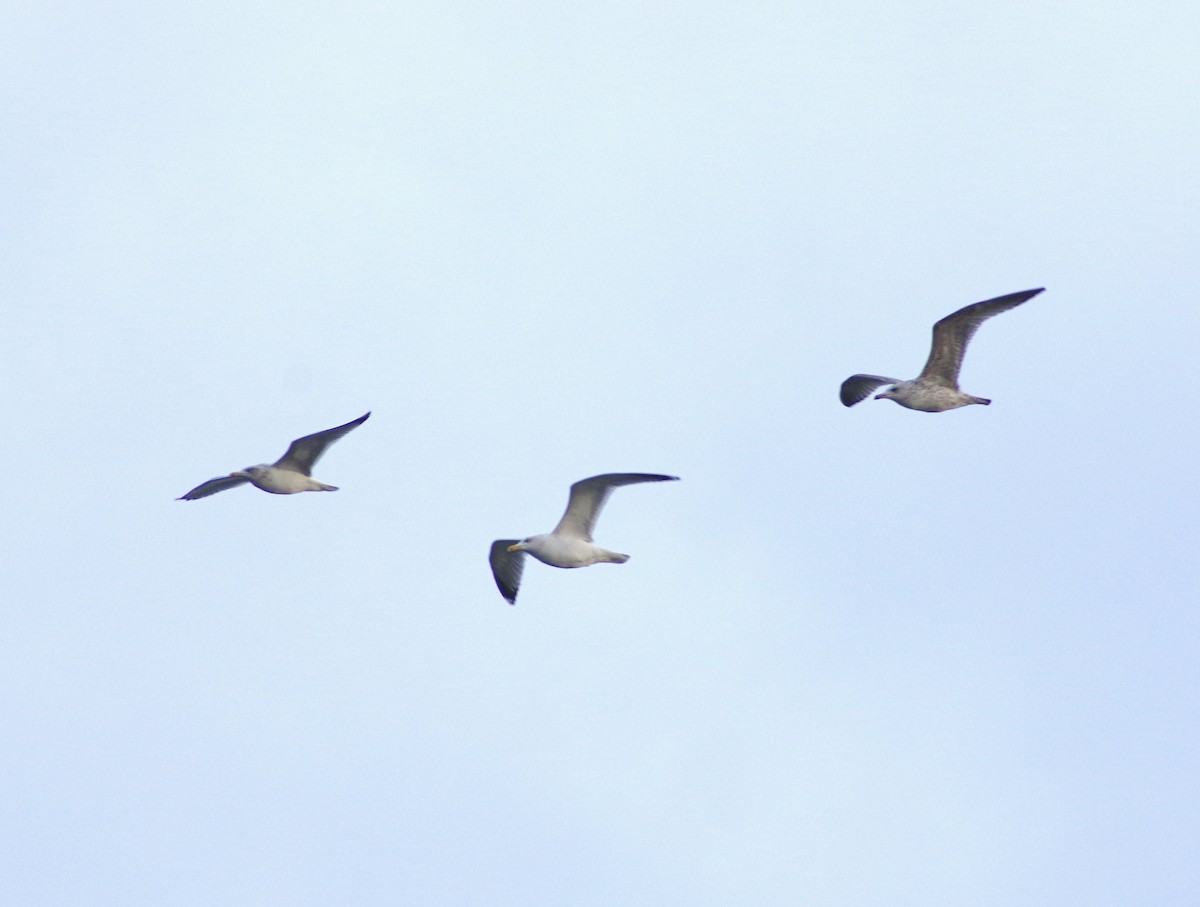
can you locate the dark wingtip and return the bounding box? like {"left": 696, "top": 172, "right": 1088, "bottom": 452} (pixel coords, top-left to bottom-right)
{"left": 839, "top": 376, "right": 873, "bottom": 407}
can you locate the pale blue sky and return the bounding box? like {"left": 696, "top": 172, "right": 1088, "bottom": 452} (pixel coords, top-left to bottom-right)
{"left": 3, "top": 2, "right": 1199, "bottom": 904}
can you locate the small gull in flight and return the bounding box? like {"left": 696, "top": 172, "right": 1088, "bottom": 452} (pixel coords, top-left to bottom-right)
{"left": 489, "top": 473, "right": 679, "bottom": 605}
{"left": 840, "top": 288, "right": 1044, "bottom": 412}
{"left": 178, "top": 412, "right": 370, "bottom": 500}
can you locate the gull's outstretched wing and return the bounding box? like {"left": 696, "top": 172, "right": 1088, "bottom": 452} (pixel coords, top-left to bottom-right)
{"left": 489, "top": 539, "right": 524, "bottom": 605}
{"left": 177, "top": 474, "right": 250, "bottom": 501}
{"left": 918, "top": 289, "right": 1044, "bottom": 388}
{"left": 840, "top": 374, "right": 900, "bottom": 407}
{"left": 552, "top": 473, "right": 679, "bottom": 542}
{"left": 274, "top": 412, "right": 371, "bottom": 475}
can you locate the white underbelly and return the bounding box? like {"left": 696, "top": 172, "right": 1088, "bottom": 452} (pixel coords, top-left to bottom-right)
{"left": 252, "top": 470, "right": 321, "bottom": 494}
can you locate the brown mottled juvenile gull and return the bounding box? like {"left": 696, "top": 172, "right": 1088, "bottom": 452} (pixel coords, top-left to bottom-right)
{"left": 489, "top": 473, "right": 679, "bottom": 605}
{"left": 840, "top": 288, "right": 1045, "bottom": 412}
{"left": 178, "top": 412, "right": 370, "bottom": 501}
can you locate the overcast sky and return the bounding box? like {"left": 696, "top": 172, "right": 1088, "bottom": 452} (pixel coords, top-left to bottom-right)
{"left": 3, "top": 2, "right": 1199, "bottom": 904}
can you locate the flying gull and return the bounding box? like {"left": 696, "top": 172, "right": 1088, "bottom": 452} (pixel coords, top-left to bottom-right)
{"left": 178, "top": 412, "right": 370, "bottom": 500}
{"left": 489, "top": 473, "right": 679, "bottom": 605}
{"left": 840, "top": 288, "right": 1044, "bottom": 412}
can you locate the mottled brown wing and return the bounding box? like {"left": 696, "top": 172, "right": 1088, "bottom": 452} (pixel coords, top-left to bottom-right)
{"left": 274, "top": 412, "right": 371, "bottom": 475}
{"left": 918, "top": 289, "right": 1044, "bottom": 388}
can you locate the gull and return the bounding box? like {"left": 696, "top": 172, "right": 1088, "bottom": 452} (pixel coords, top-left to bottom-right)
{"left": 840, "top": 288, "right": 1045, "bottom": 412}
{"left": 178, "top": 412, "right": 370, "bottom": 500}
{"left": 489, "top": 473, "right": 679, "bottom": 605}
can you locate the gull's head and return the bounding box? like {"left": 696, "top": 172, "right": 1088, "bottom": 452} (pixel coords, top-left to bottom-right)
{"left": 874, "top": 386, "right": 899, "bottom": 402}
{"left": 507, "top": 539, "right": 530, "bottom": 554}
{"left": 231, "top": 465, "right": 269, "bottom": 479}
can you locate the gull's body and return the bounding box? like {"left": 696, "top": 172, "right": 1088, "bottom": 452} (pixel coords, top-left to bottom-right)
{"left": 489, "top": 473, "right": 678, "bottom": 605}
{"left": 840, "top": 288, "right": 1044, "bottom": 412}
{"left": 178, "top": 412, "right": 370, "bottom": 501}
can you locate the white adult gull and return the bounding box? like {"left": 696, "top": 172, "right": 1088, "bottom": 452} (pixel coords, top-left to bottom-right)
{"left": 840, "top": 288, "right": 1045, "bottom": 412}
{"left": 489, "top": 473, "right": 679, "bottom": 605}
{"left": 177, "top": 412, "right": 370, "bottom": 500}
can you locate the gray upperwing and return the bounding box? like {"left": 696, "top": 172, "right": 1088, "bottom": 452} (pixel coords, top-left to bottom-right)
{"left": 489, "top": 539, "right": 524, "bottom": 605}
{"left": 919, "top": 289, "right": 1044, "bottom": 388}
{"left": 552, "top": 473, "right": 679, "bottom": 541}
{"left": 274, "top": 411, "right": 371, "bottom": 474}
{"left": 840, "top": 374, "right": 900, "bottom": 407}
{"left": 177, "top": 474, "right": 251, "bottom": 501}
